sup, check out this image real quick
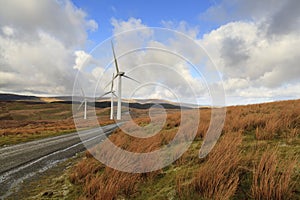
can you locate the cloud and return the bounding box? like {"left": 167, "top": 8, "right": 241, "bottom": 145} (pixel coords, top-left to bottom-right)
{"left": 73, "top": 51, "right": 93, "bottom": 71}
{"left": 2, "top": 26, "right": 14, "bottom": 36}
{"left": 200, "top": 21, "right": 300, "bottom": 89}
{"left": 220, "top": 37, "right": 250, "bottom": 67}
{"left": 161, "top": 20, "right": 199, "bottom": 39}
{"left": 201, "top": 0, "right": 300, "bottom": 36}
{"left": 0, "top": 0, "right": 97, "bottom": 47}
{"left": 110, "top": 17, "right": 153, "bottom": 52}
{"left": 201, "top": 0, "right": 283, "bottom": 24}
{"left": 0, "top": 31, "right": 76, "bottom": 94}
{"left": 76, "top": 18, "right": 210, "bottom": 104}
{"left": 0, "top": 0, "right": 98, "bottom": 95}
{"left": 266, "top": 0, "right": 300, "bottom": 36}
{"left": 199, "top": 0, "right": 300, "bottom": 104}
{"left": 111, "top": 18, "right": 150, "bottom": 34}
{"left": 226, "top": 82, "right": 300, "bottom": 105}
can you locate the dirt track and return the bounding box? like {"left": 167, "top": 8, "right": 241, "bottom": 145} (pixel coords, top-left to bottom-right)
{"left": 0, "top": 123, "right": 119, "bottom": 199}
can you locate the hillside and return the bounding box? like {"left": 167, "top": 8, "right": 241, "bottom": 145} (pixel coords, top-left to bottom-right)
{"left": 0, "top": 99, "right": 184, "bottom": 146}
{"left": 0, "top": 93, "right": 40, "bottom": 101}
{"left": 0, "top": 93, "right": 197, "bottom": 108}
{"left": 15, "top": 99, "right": 300, "bottom": 200}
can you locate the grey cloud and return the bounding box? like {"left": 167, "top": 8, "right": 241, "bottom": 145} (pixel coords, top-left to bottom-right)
{"left": 200, "top": 0, "right": 300, "bottom": 94}
{"left": 201, "top": 20, "right": 300, "bottom": 91}
{"left": 220, "top": 37, "right": 249, "bottom": 69}
{"left": 202, "top": 0, "right": 300, "bottom": 37}
{"left": 201, "top": 0, "right": 283, "bottom": 24}
{"left": 266, "top": 0, "right": 300, "bottom": 36}
{"left": 258, "top": 59, "right": 300, "bottom": 88}
{"left": 201, "top": 0, "right": 300, "bottom": 38}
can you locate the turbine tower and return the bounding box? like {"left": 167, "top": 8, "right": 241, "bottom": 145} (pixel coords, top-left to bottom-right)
{"left": 78, "top": 88, "right": 87, "bottom": 120}
{"left": 111, "top": 41, "right": 139, "bottom": 120}
{"left": 100, "top": 73, "right": 117, "bottom": 120}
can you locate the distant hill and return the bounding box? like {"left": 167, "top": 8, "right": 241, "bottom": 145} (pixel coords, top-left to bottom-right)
{"left": 0, "top": 93, "right": 40, "bottom": 101}
{"left": 0, "top": 93, "right": 200, "bottom": 109}
{"left": 53, "top": 101, "right": 189, "bottom": 110}
{"left": 0, "top": 94, "right": 80, "bottom": 102}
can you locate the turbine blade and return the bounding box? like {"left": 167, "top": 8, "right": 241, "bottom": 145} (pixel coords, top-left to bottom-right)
{"left": 104, "top": 74, "right": 118, "bottom": 89}
{"left": 80, "top": 87, "right": 85, "bottom": 97}
{"left": 111, "top": 73, "right": 114, "bottom": 91}
{"left": 77, "top": 101, "right": 84, "bottom": 110}
{"left": 123, "top": 75, "right": 140, "bottom": 83}
{"left": 112, "top": 91, "right": 118, "bottom": 98}
{"left": 111, "top": 41, "right": 120, "bottom": 73}
{"left": 104, "top": 79, "right": 113, "bottom": 89}
{"left": 99, "top": 91, "right": 112, "bottom": 98}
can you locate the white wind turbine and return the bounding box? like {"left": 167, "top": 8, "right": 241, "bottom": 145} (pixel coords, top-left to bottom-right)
{"left": 78, "top": 88, "right": 87, "bottom": 120}
{"left": 100, "top": 73, "right": 117, "bottom": 120}
{"left": 110, "top": 41, "right": 139, "bottom": 120}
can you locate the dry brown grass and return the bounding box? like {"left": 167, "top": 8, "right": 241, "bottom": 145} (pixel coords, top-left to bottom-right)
{"left": 224, "top": 100, "right": 300, "bottom": 141}
{"left": 69, "top": 155, "right": 162, "bottom": 200}
{"left": 0, "top": 119, "right": 75, "bottom": 136}
{"left": 67, "top": 99, "right": 300, "bottom": 199}
{"left": 251, "top": 149, "right": 297, "bottom": 200}
{"left": 69, "top": 158, "right": 104, "bottom": 185}
{"left": 2, "top": 99, "right": 299, "bottom": 199}
{"left": 177, "top": 132, "right": 242, "bottom": 200}
{"left": 83, "top": 168, "right": 142, "bottom": 200}
{"left": 0, "top": 101, "right": 114, "bottom": 145}
{"left": 69, "top": 109, "right": 174, "bottom": 199}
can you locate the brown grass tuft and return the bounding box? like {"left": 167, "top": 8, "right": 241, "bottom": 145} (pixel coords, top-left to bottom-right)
{"left": 251, "top": 149, "right": 297, "bottom": 200}
{"left": 177, "top": 132, "right": 242, "bottom": 200}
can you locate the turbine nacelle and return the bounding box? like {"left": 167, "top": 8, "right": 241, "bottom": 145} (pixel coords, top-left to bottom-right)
{"left": 117, "top": 72, "right": 125, "bottom": 76}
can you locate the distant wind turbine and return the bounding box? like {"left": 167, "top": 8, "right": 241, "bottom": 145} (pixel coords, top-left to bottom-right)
{"left": 77, "top": 88, "right": 87, "bottom": 120}
{"left": 100, "top": 73, "right": 117, "bottom": 120}
{"left": 110, "top": 41, "right": 139, "bottom": 120}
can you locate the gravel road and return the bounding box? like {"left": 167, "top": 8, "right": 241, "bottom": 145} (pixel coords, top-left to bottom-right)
{"left": 0, "top": 123, "right": 119, "bottom": 199}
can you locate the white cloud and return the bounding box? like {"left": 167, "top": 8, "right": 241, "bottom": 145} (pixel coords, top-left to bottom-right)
{"left": 111, "top": 18, "right": 149, "bottom": 34}
{"left": 110, "top": 17, "right": 153, "bottom": 54}
{"left": 73, "top": 51, "right": 92, "bottom": 70}
{"left": 2, "top": 26, "right": 14, "bottom": 36}
{"left": 0, "top": 0, "right": 98, "bottom": 95}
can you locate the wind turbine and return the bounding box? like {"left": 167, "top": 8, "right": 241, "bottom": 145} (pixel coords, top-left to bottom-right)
{"left": 110, "top": 41, "right": 139, "bottom": 120}
{"left": 100, "top": 73, "right": 117, "bottom": 120}
{"left": 78, "top": 88, "right": 87, "bottom": 120}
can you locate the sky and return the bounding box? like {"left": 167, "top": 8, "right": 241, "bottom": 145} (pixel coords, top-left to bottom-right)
{"left": 0, "top": 0, "right": 299, "bottom": 105}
